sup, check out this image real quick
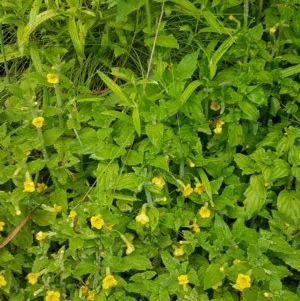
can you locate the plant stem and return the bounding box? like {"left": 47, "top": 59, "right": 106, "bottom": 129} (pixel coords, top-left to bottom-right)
{"left": 54, "top": 84, "right": 64, "bottom": 130}
{"left": 243, "top": 0, "right": 249, "bottom": 30}
{"left": 145, "top": 0, "right": 151, "bottom": 30}
{"left": 0, "top": 22, "right": 11, "bottom": 84}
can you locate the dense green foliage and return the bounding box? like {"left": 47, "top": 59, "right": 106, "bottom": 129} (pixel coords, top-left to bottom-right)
{"left": 1, "top": 0, "right": 300, "bottom": 300}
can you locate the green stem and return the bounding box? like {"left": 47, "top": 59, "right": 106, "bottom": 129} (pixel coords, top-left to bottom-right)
{"left": 243, "top": 0, "right": 249, "bottom": 30}
{"left": 145, "top": 0, "right": 151, "bottom": 29}
{"left": 54, "top": 84, "right": 64, "bottom": 130}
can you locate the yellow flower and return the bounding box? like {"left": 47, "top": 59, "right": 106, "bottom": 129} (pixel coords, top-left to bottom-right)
{"left": 220, "top": 266, "right": 225, "bottom": 273}
{"left": 125, "top": 241, "right": 135, "bottom": 255}
{"left": 188, "top": 161, "right": 195, "bottom": 168}
{"left": 90, "top": 214, "right": 105, "bottom": 230}
{"left": 228, "top": 14, "right": 235, "bottom": 21}
{"left": 199, "top": 206, "right": 211, "bottom": 218}
{"left": 0, "top": 222, "right": 5, "bottom": 231}
{"left": 24, "top": 150, "right": 31, "bottom": 156}
{"left": 233, "top": 274, "right": 251, "bottom": 291}
{"left": 213, "top": 120, "right": 225, "bottom": 134}
{"left": 45, "top": 290, "right": 60, "bottom": 301}
{"left": 194, "top": 182, "right": 204, "bottom": 195}
{"left": 68, "top": 210, "right": 77, "bottom": 219}
{"left": 269, "top": 26, "right": 276, "bottom": 35}
{"left": 210, "top": 101, "right": 221, "bottom": 111}
{"left": 32, "top": 117, "right": 44, "bottom": 129}
{"left": 53, "top": 204, "right": 62, "bottom": 213}
{"left": 0, "top": 275, "right": 7, "bottom": 287}
{"left": 102, "top": 274, "right": 117, "bottom": 290}
{"left": 47, "top": 73, "right": 59, "bottom": 84}
{"left": 135, "top": 211, "right": 150, "bottom": 225}
{"left": 87, "top": 291, "right": 95, "bottom": 301}
{"left": 177, "top": 274, "right": 189, "bottom": 289}
{"left": 190, "top": 221, "right": 200, "bottom": 233}
{"left": 27, "top": 272, "right": 40, "bottom": 285}
{"left": 152, "top": 176, "right": 166, "bottom": 189}
{"left": 264, "top": 292, "right": 270, "bottom": 298}
{"left": 36, "top": 231, "right": 47, "bottom": 241}
{"left": 233, "top": 259, "right": 241, "bottom": 265}
{"left": 174, "top": 246, "right": 184, "bottom": 256}
{"left": 212, "top": 280, "right": 223, "bottom": 290}
{"left": 23, "top": 180, "right": 35, "bottom": 192}
{"left": 160, "top": 197, "right": 168, "bottom": 202}
{"left": 105, "top": 223, "right": 114, "bottom": 231}
{"left": 36, "top": 183, "right": 47, "bottom": 193}
{"left": 183, "top": 184, "right": 193, "bottom": 197}
{"left": 80, "top": 285, "right": 88, "bottom": 295}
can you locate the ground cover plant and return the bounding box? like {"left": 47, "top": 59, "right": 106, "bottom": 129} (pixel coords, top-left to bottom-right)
{"left": 0, "top": 0, "right": 300, "bottom": 300}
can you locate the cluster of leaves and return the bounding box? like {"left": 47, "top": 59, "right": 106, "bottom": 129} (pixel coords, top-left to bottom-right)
{"left": 1, "top": 0, "right": 300, "bottom": 300}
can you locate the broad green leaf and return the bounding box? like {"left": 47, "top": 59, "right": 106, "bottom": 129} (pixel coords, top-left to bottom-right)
{"left": 269, "top": 236, "right": 294, "bottom": 254}
{"left": 238, "top": 99, "right": 259, "bottom": 120}
{"left": 145, "top": 34, "right": 179, "bottom": 49}
{"left": 93, "top": 143, "right": 126, "bottom": 160}
{"left": 0, "top": 249, "right": 14, "bottom": 262}
{"left": 32, "top": 209, "right": 57, "bottom": 226}
{"left": 27, "top": 159, "right": 45, "bottom": 174}
{"left": 177, "top": 50, "right": 199, "bottom": 80}
{"left": 97, "top": 71, "right": 133, "bottom": 106}
{"left": 43, "top": 128, "right": 64, "bottom": 147}
{"left": 288, "top": 145, "right": 300, "bottom": 166}
{"left": 277, "top": 190, "right": 300, "bottom": 223}
{"left": 73, "top": 260, "right": 98, "bottom": 277}
{"left": 203, "top": 263, "right": 224, "bottom": 290}
{"left": 122, "top": 254, "right": 153, "bottom": 271}
{"left": 160, "top": 251, "right": 178, "bottom": 272}
{"left": 149, "top": 155, "right": 169, "bottom": 171}
{"left": 228, "top": 123, "right": 243, "bottom": 146}
{"left": 145, "top": 123, "right": 164, "bottom": 147}
{"left": 148, "top": 206, "right": 160, "bottom": 232}
{"left": 269, "top": 159, "right": 290, "bottom": 181}
{"left": 244, "top": 174, "right": 267, "bottom": 219}
{"left": 234, "top": 154, "right": 256, "bottom": 175}
{"left": 116, "top": 173, "right": 142, "bottom": 191}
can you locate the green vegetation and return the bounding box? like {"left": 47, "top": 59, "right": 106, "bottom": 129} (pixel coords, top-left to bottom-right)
{"left": 1, "top": 0, "right": 300, "bottom": 300}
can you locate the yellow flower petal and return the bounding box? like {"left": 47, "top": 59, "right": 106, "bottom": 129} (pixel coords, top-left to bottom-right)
{"left": 45, "top": 290, "right": 60, "bottom": 301}
{"left": 199, "top": 206, "right": 211, "bottom": 218}
{"left": 47, "top": 73, "right": 59, "bottom": 84}
{"left": 102, "top": 274, "right": 117, "bottom": 290}
{"left": 135, "top": 211, "right": 149, "bottom": 225}
{"left": 32, "top": 117, "right": 44, "bottom": 129}
{"left": 183, "top": 184, "right": 193, "bottom": 197}
{"left": 233, "top": 274, "right": 251, "bottom": 291}
{"left": 90, "top": 214, "right": 105, "bottom": 230}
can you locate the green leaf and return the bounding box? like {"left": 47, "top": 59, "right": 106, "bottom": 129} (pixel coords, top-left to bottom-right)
{"left": 132, "top": 107, "right": 141, "bottom": 136}
{"left": 73, "top": 260, "right": 98, "bottom": 277}
{"left": 277, "top": 190, "right": 300, "bottom": 223}
{"left": 32, "top": 209, "right": 57, "bottom": 226}
{"left": 160, "top": 251, "right": 178, "bottom": 272}
{"left": 116, "top": 173, "right": 142, "bottom": 191}
{"left": 122, "top": 254, "right": 153, "bottom": 271}
{"left": 97, "top": 71, "right": 133, "bottom": 106}
{"left": 234, "top": 154, "right": 256, "bottom": 175}
{"left": 203, "top": 263, "right": 224, "bottom": 290}
{"left": 177, "top": 50, "right": 199, "bottom": 80}
{"left": 43, "top": 128, "right": 64, "bottom": 147}
{"left": 238, "top": 99, "right": 259, "bottom": 120}
{"left": 180, "top": 80, "right": 202, "bottom": 106}
{"left": 198, "top": 169, "right": 212, "bottom": 203}
{"left": 145, "top": 34, "right": 179, "bottom": 49}
{"left": 145, "top": 123, "right": 164, "bottom": 147}
{"left": 244, "top": 174, "right": 267, "bottom": 219}
{"left": 149, "top": 155, "right": 169, "bottom": 171}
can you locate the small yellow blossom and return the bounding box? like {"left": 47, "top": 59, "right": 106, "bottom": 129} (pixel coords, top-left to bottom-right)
{"left": 212, "top": 280, "right": 223, "bottom": 290}
{"left": 87, "top": 291, "right": 95, "bottom": 301}
{"left": 35, "top": 231, "right": 47, "bottom": 241}
{"left": 269, "top": 26, "right": 276, "bottom": 35}
{"left": 32, "top": 117, "right": 44, "bottom": 129}
{"left": 194, "top": 182, "right": 204, "bottom": 195}
{"left": 213, "top": 120, "right": 225, "bottom": 134}
{"left": 53, "top": 204, "right": 62, "bottom": 213}
{"left": 233, "top": 274, "right": 251, "bottom": 291}
{"left": 233, "top": 259, "right": 241, "bottom": 265}
{"left": 36, "top": 182, "right": 47, "bottom": 193}
{"left": 152, "top": 176, "right": 166, "bottom": 189}
{"left": 45, "top": 290, "right": 60, "bottom": 301}
{"left": 160, "top": 197, "right": 168, "bottom": 202}
{"left": 23, "top": 180, "right": 35, "bottom": 192}
{"left": 126, "top": 242, "right": 135, "bottom": 255}
{"left": 190, "top": 221, "right": 200, "bottom": 233}
{"left": 188, "top": 161, "right": 195, "bottom": 168}
{"left": 90, "top": 214, "right": 105, "bottom": 230}
{"left": 0, "top": 222, "right": 5, "bottom": 231}
{"left": 80, "top": 285, "right": 88, "bottom": 295}
{"left": 174, "top": 246, "right": 185, "bottom": 256}
{"left": 178, "top": 274, "right": 189, "bottom": 290}
{"left": 105, "top": 223, "right": 114, "bottom": 231}
{"left": 135, "top": 211, "right": 150, "bottom": 225}
{"left": 264, "top": 292, "right": 270, "bottom": 298}
{"left": 210, "top": 101, "right": 221, "bottom": 111}
{"left": 47, "top": 73, "right": 59, "bottom": 84}
{"left": 24, "top": 150, "right": 31, "bottom": 156}
{"left": 183, "top": 184, "right": 193, "bottom": 197}
{"left": 102, "top": 274, "right": 117, "bottom": 290}
{"left": 0, "top": 275, "right": 7, "bottom": 287}
{"left": 199, "top": 206, "right": 211, "bottom": 218}
{"left": 27, "top": 273, "right": 40, "bottom": 285}
{"left": 68, "top": 210, "right": 77, "bottom": 219}
{"left": 220, "top": 266, "right": 225, "bottom": 273}
{"left": 228, "top": 15, "right": 235, "bottom": 21}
